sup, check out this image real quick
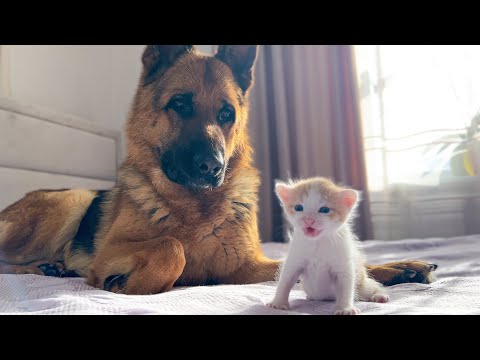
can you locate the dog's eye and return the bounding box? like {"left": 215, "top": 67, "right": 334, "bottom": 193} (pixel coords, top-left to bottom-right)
{"left": 173, "top": 100, "right": 184, "bottom": 108}
{"left": 167, "top": 94, "right": 193, "bottom": 118}
{"left": 218, "top": 106, "right": 235, "bottom": 125}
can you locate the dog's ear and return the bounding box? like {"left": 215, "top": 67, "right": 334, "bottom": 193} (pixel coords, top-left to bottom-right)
{"left": 215, "top": 45, "right": 258, "bottom": 93}
{"left": 142, "top": 45, "right": 194, "bottom": 85}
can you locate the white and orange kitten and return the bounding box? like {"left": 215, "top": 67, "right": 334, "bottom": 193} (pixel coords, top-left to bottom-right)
{"left": 267, "top": 177, "right": 389, "bottom": 315}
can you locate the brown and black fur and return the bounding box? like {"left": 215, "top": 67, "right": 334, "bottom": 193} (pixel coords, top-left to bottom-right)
{"left": 0, "top": 45, "right": 437, "bottom": 294}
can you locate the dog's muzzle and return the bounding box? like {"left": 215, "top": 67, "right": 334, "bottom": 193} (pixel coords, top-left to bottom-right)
{"left": 159, "top": 148, "right": 226, "bottom": 190}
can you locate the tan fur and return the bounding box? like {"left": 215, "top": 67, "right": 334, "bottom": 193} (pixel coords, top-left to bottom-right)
{"left": 0, "top": 221, "right": 12, "bottom": 245}
{"left": 0, "top": 263, "right": 43, "bottom": 275}
{"left": 0, "top": 189, "right": 95, "bottom": 265}
{"left": 0, "top": 45, "right": 436, "bottom": 293}
{"left": 367, "top": 261, "right": 437, "bottom": 285}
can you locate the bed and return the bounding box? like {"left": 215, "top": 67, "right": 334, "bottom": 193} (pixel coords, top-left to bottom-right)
{"left": 0, "top": 234, "right": 479, "bottom": 314}
{"left": 1, "top": 99, "right": 479, "bottom": 315}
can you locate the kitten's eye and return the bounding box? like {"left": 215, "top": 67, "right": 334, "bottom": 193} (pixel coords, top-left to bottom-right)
{"left": 218, "top": 106, "right": 235, "bottom": 125}
{"left": 167, "top": 94, "right": 193, "bottom": 118}
{"left": 319, "top": 207, "right": 330, "bottom": 214}
{"left": 294, "top": 205, "right": 304, "bottom": 212}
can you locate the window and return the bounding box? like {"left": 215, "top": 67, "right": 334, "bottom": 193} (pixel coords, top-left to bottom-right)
{"left": 355, "top": 45, "right": 480, "bottom": 191}
{"left": 354, "top": 46, "right": 480, "bottom": 239}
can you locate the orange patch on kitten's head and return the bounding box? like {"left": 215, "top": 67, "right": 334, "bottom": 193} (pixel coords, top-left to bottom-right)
{"left": 275, "top": 177, "right": 358, "bottom": 224}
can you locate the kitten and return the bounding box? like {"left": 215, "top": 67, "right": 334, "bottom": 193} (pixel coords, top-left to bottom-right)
{"left": 267, "top": 177, "right": 389, "bottom": 315}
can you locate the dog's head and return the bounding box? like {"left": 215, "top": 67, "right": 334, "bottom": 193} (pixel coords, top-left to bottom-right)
{"left": 127, "top": 45, "right": 257, "bottom": 190}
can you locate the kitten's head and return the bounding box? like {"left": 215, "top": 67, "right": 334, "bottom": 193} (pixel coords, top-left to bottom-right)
{"left": 275, "top": 177, "right": 358, "bottom": 239}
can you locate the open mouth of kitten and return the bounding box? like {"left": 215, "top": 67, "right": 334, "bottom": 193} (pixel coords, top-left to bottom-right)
{"left": 304, "top": 227, "right": 322, "bottom": 237}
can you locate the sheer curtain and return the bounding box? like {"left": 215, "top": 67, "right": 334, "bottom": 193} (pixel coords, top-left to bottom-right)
{"left": 355, "top": 45, "right": 480, "bottom": 240}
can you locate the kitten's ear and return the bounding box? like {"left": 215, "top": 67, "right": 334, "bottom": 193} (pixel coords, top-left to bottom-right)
{"left": 142, "top": 45, "right": 194, "bottom": 85}
{"left": 275, "top": 182, "right": 292, "bottom": 204}
{"left": 340, "top": 189, "right": 358, "bottom": 209}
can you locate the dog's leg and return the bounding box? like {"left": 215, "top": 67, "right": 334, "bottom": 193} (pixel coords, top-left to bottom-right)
{"left": 0, "top": 260, "right": 77, "bottom": 277}
{"left": 225, "top": 257, "right": 282, "bottom": 284}
{"left": 87, "top": 236, "right": 186, "bottom": 295}
{"left": 367, "top": 260, "right": 438, "bottom": 286}
{"left": 35, "top": 261, "right": 80, "bottom": 277}
{"left": 0, "top": 262, "right": 44, "bottom": 275}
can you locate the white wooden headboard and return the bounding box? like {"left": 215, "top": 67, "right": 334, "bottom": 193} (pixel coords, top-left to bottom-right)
{"left": 0, "top": 97, "right": 122, "bottom": 211}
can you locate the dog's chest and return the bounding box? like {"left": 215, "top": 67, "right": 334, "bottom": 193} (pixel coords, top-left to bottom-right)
{"left": 171, "top": 194, "right": 255, "bottom": 282}
{"left": 120, "top": 168, "right": 258, "bottom": 282}
{"left": 184, "top": 208, "right": 249, "bottom": 275}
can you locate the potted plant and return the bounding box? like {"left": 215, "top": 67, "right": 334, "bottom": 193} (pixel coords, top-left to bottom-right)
{"left": 422, "top": 114, "right": 480, "bottom": 177}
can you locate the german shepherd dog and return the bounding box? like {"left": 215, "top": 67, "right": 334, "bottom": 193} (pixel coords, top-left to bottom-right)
{"left": 0, "top": 45, "right": 437, "bottom": 294}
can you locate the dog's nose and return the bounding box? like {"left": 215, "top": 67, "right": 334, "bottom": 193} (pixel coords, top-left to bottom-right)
{"left": 194, "top": 153, "right": 223, "bottom": 177}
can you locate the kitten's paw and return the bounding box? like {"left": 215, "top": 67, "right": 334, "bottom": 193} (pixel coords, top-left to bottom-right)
{"left": 267, "top": 301, "right": 290, "bottom": 310}
{"left": 371, "top": 293, "right": 389, "bottom": 303}
{"left": 334, "top": 306, "right": 360, "bottom": 315}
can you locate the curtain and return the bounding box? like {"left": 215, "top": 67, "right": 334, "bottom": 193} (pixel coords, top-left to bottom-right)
{"left": 355, "top": 45, "right": 480, "bottom": 240}
{"left": 249, "top": 45, "right": 372, "bottom": 243}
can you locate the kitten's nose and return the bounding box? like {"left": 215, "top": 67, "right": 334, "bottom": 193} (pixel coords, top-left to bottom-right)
{"left": 304, "top": 218, "right": 315, "bottom": 226}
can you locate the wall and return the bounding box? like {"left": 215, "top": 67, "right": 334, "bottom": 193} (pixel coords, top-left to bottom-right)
{"left": 0, "top": 45, "right": 216, "bottom": 159}
{"left": 0, "top": 45, "right": 217, "bottom": 210}
{"left": 370, "top": 178, "right": 480, "bottom": 240}
{"left": 0, "top": 97, "right": 121, "bottom": 211}
{"left": 3, "top": 46, "right": 142, "bottom": 131}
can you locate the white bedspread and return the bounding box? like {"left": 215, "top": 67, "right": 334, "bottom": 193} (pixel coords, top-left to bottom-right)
{"left": 1, "top": 234, "right": 479, "bottom": 315}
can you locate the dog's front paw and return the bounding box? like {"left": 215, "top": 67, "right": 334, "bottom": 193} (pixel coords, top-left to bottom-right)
{"left": 267, "top": 300, "right": 290, "bottom": 310}
{"left": 104, "top": 274, "right": 129, "bottom": 293}
{"left": 334, "top": 306, "right": 360, "bottom": 315}
{"left": 87, "top": 268, "right": 128, "bottom": 293}
{"left": 371, "top": 293, "right": 389, "bottom": 303}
